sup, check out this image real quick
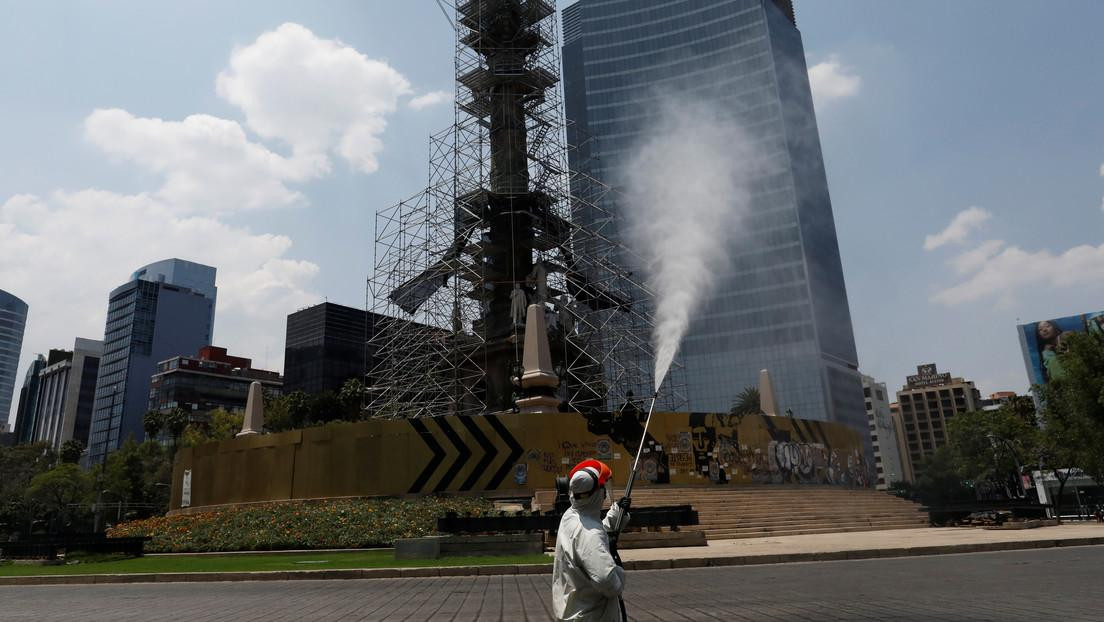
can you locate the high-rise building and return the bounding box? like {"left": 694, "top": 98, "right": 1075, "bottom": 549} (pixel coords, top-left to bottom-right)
{"left": 0, "top": 289, "right": 28, "bottom": 425}
{"left": 283, "top": 303, "right": 370, "bottom": 395}
{"left": 87, "top": 259, "right": 216, "bottom": 465}
{"left": 895, "top": 363, "right": 982, "bottom": 476}
{"left": 27, "top": 339, "right": 103, "bottom": 451}
{"left": 561, "top": 0, "right": 865, "bottom": 434}
{"left": 12, "top": 354, "right": 46, "bottom": 444}
{"left": 149, "top": 346, "right": 282, "bottom": 423}
{"left": 862, "top": 374, "right": 907, "bottom": 489}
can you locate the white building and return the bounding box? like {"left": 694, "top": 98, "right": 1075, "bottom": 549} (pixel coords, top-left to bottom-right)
{"left": 31, "top": 338, "right": 103, "bottom": 450}
{"left": 863, "top": 375, "right": 909, "bottom": 489}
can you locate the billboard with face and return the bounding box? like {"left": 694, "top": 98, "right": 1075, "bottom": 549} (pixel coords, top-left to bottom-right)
{"left": 1019, "top": 311, "right": 1104, "bottom": 385}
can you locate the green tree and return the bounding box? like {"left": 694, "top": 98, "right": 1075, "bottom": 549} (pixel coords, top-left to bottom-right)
{"left": 163, "top": 407, "right": 189, "bottom": 450}
{"left": 286, "top": 391, "right": 312, "bottom": 429}
{"left": 59, "top": 439, "right": 85, "bottom": 464}
{"left": 25, "top": 464, "right": 93, "bottom": 531}
{"left": 181, "top": 408, "right": 245, "bottom": 447}
{"left": 310, "top": 391, "right": 345, "bottom": 424}
{"left": 263, "top": 391, "right": 293, "bottom": 433}
{"left": 946, "top": 402, "right": 1039, "bottom": 486}
{"left": 1036, "top": 330, "right": 1104, "bottom": 516}
{"left": 729, "top": 386, "right": 761, "bottom": 419}
{"left": 143, "top": 410, "right": 165, "bottom": 441}
{"left": 913, "top": 447, "right": 974, "bottom": 506}
{"left": 0, "top": 444, "right": 57, "bottom": 536}
{"left": 100, "top": 440, "right": 172, "bottom": 517}
{"left": 339, "top": 378, "right": 366, "bottom": 420}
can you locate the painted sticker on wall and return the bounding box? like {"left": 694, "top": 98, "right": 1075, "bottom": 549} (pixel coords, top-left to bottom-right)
{"left": 596, "top": 438, "right": 612, "bottom": 460}
{"left": 514, "top": 463, "right": 528, "bottom": 485}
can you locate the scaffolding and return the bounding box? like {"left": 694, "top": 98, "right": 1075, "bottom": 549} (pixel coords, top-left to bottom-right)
{"left": 367, "top": 0, "right": 684, "bottom": 418}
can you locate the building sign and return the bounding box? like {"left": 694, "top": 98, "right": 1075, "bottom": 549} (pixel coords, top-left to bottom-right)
{"left": 1018, "top": 311, "right": 1104, "bottom": 386}
{"left": 906, "top": 363, "right": 951, "bottom": 388}
{"left": 181, "top": 469, "right": 192, "bottom": 508}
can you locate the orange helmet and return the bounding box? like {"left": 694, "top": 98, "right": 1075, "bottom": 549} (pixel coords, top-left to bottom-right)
{"left": 570, "top": 459, "right": 613, "bottom": 486}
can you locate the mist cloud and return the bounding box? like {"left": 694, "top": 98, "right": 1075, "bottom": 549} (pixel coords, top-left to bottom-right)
{"left": 622, "top": 100, "right": 759, "bottom": 391}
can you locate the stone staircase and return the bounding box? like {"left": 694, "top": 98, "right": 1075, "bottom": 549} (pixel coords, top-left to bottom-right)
{"left": 626, "top": 486, "right": 929, "bottom": 540}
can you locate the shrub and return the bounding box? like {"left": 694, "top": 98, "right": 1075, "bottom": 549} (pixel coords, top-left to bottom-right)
{"left": 107, "top": 496, "right": 494, "bottom": 553}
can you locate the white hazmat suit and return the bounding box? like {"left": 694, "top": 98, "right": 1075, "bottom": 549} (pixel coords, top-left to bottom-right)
{"left": 552, "top": 468, "right": 630, "bottom": 621}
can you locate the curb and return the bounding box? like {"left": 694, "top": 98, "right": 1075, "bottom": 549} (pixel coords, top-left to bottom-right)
{"left": 3, "top": 537, "right": 1103, "bottom": 586}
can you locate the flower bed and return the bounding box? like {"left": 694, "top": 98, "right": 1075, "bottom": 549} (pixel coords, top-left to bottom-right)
{"left": 107, "top": 497, "right": 494, "bottom": 553}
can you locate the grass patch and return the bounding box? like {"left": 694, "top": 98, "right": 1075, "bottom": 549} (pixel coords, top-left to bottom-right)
{"left": 0, "top": 549, "right": 551, "bottom": 577}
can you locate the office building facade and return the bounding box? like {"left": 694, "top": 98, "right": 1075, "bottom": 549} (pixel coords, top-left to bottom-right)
{"left": 149, "top": 346, "right": 281, "bottom": 422}
{"left": 561, "top": 0, "right": 866, "bottom": 434}
{"left": 0, "top": 289, "right": 28, "bottom": 425}
{"left": 87, "top": 259, "right": 216, "bottom": 464}
{"left": 27, "top": 339, "right": 103, "bottom": 450}
{"left": 284, "top": 303, "right": 372, "bottom": 395}
{"left": 12, "top": 354, "right": 46, "bottom": 444}
{"left": 895, "top": 363, "right": 982, "bottom": 476}
{"left": 862, "top": 374, "right": 907, "bottom": 488}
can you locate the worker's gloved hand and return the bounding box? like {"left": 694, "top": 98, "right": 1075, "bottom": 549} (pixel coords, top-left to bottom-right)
{"left": 605, "top": 497, "right": 631, "bottom": 533}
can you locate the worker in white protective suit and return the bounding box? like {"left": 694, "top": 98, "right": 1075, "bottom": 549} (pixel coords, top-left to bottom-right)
{"left": 552, "top": 459, "right": 631, "bottom": 622}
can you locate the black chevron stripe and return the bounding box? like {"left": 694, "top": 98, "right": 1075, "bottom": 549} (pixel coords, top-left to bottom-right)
{"left": 791, "top": 419, "right": 810, "bottom": 443}
{"left": 433, "top": 417, "right": 471, "bottom": 492}
{"left": 486, "top": 414, "right": 523, "bottom": 489}
{"left": 458, "top": 416, "right": 496, "bottom": 491}
{"left": 408, "top": 418, "right": 445, "bottom": 494}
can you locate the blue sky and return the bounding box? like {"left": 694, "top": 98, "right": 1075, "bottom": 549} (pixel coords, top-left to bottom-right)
{"left": 2, "top": 1, "right": 1102, "bottom": 425}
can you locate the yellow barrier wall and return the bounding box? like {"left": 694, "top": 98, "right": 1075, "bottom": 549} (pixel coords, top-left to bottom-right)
{"left": 171, "top": 411, "right": 870, "bottom": 511}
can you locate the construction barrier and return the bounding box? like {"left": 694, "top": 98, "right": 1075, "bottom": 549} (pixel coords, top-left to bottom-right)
{"left": 170, "top": 411, "right": 869, "bottom": 512}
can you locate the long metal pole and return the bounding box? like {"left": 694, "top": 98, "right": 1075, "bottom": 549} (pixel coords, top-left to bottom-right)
{"left": 622, "top": 390, "right": 660, "bottom": 502}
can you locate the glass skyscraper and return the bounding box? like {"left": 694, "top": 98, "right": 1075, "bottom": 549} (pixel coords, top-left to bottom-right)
{"left": 562, "top": 0, "right": 866, "bottom": 433}
{"left": 0, "top": 289, "right": 28, "bottom": 427}
{"left": 87, "top": 259, "right": 216, "bottom": 464}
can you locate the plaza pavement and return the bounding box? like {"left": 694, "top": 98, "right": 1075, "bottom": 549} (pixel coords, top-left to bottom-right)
{"left": 2, "top": 546, "right": 1102, "bottom": 621}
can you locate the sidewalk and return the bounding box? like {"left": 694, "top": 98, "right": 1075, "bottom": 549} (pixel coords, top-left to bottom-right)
{"left": 618, "top": 523, "right": 1104, "bottom": 570}
{"left": 3, "top": 524, "right": 1102, "bottom": 586}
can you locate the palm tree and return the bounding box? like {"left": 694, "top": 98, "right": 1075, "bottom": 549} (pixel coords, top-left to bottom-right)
{"left": 729, "top": 386, "right": 761, "bottom": 419}
{"left": 143, "top": 410, "right": 165, "bottom": 441}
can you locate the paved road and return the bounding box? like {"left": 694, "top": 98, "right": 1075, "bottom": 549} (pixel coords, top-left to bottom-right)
{"left": 3, "top": 546, "right": 1100, "bottom": 621}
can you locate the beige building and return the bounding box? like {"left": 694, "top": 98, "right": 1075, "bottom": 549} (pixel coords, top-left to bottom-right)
{"left": 896, "top": 363, "right": 982, "bottom": 477}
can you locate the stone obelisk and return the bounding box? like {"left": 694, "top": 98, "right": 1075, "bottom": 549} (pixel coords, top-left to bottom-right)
{"left": 516, "top": 304, "right": 561, "bottom": 414}
{"left": 236, "top": 381, "right": 264, "bottom": 436}
{"left": 758, "top": 369, "right": 779, "bottom": 417}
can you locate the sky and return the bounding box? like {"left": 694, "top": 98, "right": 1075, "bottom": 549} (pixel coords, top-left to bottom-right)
{"left": 2, "top": 1, "right": 1103, "bottom": 425}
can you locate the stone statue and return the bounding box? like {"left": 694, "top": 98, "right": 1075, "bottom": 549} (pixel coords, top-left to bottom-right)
{"left": 558, "top": 296, "right": 575, "bottom": 335}
{"left": 510, "top": 284, "right": 527, "bottom": 326}
{"left": 528, "top": 260, "right": 549, "bottom": 304}
{"left": 451, "top": 304, "right": 463, "bottom": 334}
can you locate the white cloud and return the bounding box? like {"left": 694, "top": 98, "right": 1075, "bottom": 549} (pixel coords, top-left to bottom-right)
{"left": 932, "top": 240, "right": 1104, "bottom": 306}
{"left": 2, "top": 21, "right": 422, "bottom": 418}
{"left": 85, "top": 108, "right": 325, "bottom": 214}
{"left": 923, "top": 206, "right": 992, "bottom": 251}
{"left": 216, "top": 22, "right": 412, "bottom": 173}
{"left": 0, "top": 191, "right": 320, "bottom": 379}
{"left": 949, "top": 239, "right": 1005, "bottom": 275}
{"left": 409, "top": 90, "right": 452, "bottom": 110}
{"left": 808, "top": 55, "right": 861, "bottom": 107}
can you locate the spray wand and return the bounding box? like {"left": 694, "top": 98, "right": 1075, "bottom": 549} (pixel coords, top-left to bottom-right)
{"left": 608, "top": 388, "right": 660, "bottom": 545}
